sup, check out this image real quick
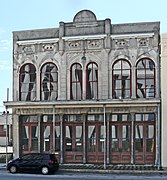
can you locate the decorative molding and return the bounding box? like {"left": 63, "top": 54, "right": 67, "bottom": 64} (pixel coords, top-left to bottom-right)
{"left": 114, "top": 39, "right": 129, "bottom": 48}
{"left": 22, "top": 45, "right": 35, "bottom": 54}
{"left": 111, "top": 32, "right": 154, "bottom": 39}
{"left": 42, "top": 43, "right": 57, "bottom": 52}
{"left": 62, "top": 34, "right": 107, "bottom": 41}
{"left": 67, "top": 41, "right": 81, "bottom": 50}
{"left": 87, "top": 39, "right": 102, "bottom": 49}
{"left": 17, "top": 38, "right": 59, "bottom": 45}
{"left": 137, "top": 38, "right": 149, "bottom": 47}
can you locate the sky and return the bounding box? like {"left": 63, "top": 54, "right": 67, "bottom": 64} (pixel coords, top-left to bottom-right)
{"left": 0, "top": 0, "right": 167, "bottom": 113}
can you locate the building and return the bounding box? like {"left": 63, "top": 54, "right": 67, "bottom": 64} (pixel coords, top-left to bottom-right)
{"left": 4, "top": 10, "right": 161, "bottom": 167}
{"left": 161, "top": 33, "right": 167, "bottom": 168}
{"left": 0, "top": 113, "right": 12, "bottom": 146}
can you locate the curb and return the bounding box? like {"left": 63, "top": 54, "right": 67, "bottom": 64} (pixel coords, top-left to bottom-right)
{"left": 58, "top": 168, "right": 167, "bottom": 175}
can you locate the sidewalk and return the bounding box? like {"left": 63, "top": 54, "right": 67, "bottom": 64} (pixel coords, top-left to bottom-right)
{"left": 1, "top": 163, "right": 167, "bottom": 175}
{"left": 58, "top": 164, "right": 167, "bottom": 175}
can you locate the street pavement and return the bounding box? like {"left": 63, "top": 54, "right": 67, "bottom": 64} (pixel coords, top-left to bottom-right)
{"left": 1, "top": 163, "right": 167, "bottom": 175}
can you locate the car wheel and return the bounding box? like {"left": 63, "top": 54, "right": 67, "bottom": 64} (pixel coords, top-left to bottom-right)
{"left": 9, "top": 165, "right": 17, "bottom": 173}
{"left": 41, "top": 166, "right": 49, "bottom": 175}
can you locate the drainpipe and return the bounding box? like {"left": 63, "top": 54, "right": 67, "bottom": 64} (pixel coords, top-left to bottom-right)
{"left": 103, "top": 104, "right": 106, "bottom": 169}
{"left": 53, "top": 105, "right": 55, "bottom": 153}
{"left": 157, "top": 104, "right": 161, "bottom": 170}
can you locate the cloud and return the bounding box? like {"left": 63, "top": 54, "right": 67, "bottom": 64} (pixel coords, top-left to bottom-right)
{"left": 0, "top": 39, "right": 12, "bottom": 51}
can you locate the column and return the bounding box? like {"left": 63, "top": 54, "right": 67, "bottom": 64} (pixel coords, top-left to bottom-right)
{"left": 130, "top": 112, "right": 135, "bottom": 164}
{"left": 13, "top": 114, "right": 20, "bottom": 159}
{"left": 83, "top": 114, "right": 86, "bottom": 163}
{"left": 107, "top": 114, "right": 110, "bottom": 164}
{"left": 37, "top": 114, "right": 41, "bottom": 153}
{"left": 60, "top": 114, "right": 63, "bottom": 164}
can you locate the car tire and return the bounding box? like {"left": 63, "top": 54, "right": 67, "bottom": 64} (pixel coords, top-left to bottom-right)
{"left": 9, "top": 165, "right": 17, "bottom": 173}
{"left": 41, "top": 166, "right": 49, "bottom": 175}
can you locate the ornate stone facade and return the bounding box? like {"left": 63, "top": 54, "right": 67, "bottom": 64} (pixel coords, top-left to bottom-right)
{"left": 5, "top": 10, "right": 161, "bottom": 167}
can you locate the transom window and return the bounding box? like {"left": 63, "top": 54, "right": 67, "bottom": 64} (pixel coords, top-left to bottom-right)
{"left": 86, "top": 62, "right": 98, "bottom": 99}
{"left": 70, "top": 63, "right": 82, "bottom": 100}
{"left": 136, "top": 58, "right": 155, "bottom": 98}
{"left": 40, "top": 62, "right": 58, "bottom": 101}
{"left": 135, "top": 113, "right": 155, "bottom": 121}
{"left": 112, "top": 59, "right": 131, "bottom": 99}
{"left": 19, "top": 63, "right": 36, "bottom": 101}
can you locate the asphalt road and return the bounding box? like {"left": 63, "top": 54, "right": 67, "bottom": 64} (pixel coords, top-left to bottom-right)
{"left": 0, "top": 170, "right": 167, "bottom": 180}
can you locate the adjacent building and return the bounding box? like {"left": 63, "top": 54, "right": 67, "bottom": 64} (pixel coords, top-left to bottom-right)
{"left": 4, "top": 10, "right": 161, "bottom": 167}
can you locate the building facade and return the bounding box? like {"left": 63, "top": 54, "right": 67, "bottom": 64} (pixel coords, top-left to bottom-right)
{"left": 0, "top": 114, "right": 12, "bottom": 146}
{"left": 161, "top": 33, "right": 167, "bottom": 168}
{"left": 4, "top": 10, "right": 161, "bottom": 166}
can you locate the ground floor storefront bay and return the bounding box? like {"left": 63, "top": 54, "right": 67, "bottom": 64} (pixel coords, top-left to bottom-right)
{"left": 12, "top": 103, "right": 160, "bottom": 166}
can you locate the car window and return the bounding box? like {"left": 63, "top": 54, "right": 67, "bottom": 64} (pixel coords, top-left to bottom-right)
{"left": 22, "top": 154, "right": 33, "bottom": 160}
{"left": 33, "top": 154, "right": 43, "bottom": 160}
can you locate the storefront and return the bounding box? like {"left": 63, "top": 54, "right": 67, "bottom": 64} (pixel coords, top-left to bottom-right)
{"left": 12, "top": 101, "right": 158, "bottom": 165}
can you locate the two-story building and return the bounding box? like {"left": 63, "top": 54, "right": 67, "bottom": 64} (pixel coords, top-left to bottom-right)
{"left": 4, "top": 10, "right": 161, "bottom": 167}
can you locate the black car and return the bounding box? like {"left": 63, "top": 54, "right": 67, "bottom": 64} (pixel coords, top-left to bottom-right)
{"left": 7, "top": 153, "right": 59, "bottom": 175}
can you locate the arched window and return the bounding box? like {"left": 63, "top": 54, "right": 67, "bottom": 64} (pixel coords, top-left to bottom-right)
{"left": 136, "top": 58, "right": 155, "bottom": 98}
{"left": 112, "top": 59, "right": 131, "bottom": 99}
{"left": 40, "top": 62, "right": 58, "bottom": 101}
{"left": 86, "top": 62, "right": 98, "bottom": 99}
{"left": 19, "top": 63, "right": 36, "bottom": 101}
{"left": 70, "top": 63, "right": 82, "bottom": 100}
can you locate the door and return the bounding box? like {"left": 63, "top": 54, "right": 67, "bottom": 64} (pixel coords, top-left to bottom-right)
{"left": 134, "top": 122, "right": 155, "bottom": 164}
{"left": 21, "top": 123, "right": 38, "bottom": 154}
{"left": 110, "top": 123, "right": 131, "bottom": 164}
{"left": 87, "top": 122, "right": 105, "bottom": 163}
{"left": 64, "top": 122, "right": 83, "bottom": 163}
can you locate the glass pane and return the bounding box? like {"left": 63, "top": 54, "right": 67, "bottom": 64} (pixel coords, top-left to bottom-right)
{"left": 111, "top": 125, "right": 119, "bottom": 152}
{"left": 88, "top": 126, "right": 96, "bottom": 152}
{"left": 124, "top": 90, "right": 130, "bottom": 99}
{"left": 55, "top": 126, "right": 60, "bottom": 151}
{"left": 135, "top": 114, "right": 155, "bottom": 121}
{"left": 75, "top": 126, "right": 83, "bottom": 152}
{"left": 21, "top": 116, "right": 38, "bottom": 122}
{"left": 122, "top": 70, "right": 130, "bottom": 77}
{"left": 146, "top": 78, "right": 154, "bottom": 98}
{"left": 135, "top": 125, "right": 143, "bottom": 152}
{"left": 31, "top": 126, "right": 38, "bottom": 151}
{"left": 99, "top": 126, "right": 105, "bottom": 152}
{"left": 114, "top": 89, "right": 122, "bottom": 99}
{"left": 112, "top": 115, "right": 117, "bottom": 121}
{"left": 64, "top": 115, "right": 82, "bottom": 122}
{"left": 113, "top": 70, "right": 121, "bottom": 76}
{"left": 122, "top": 125, "right": 130, "bottom": 152}
{"left": 137, "top": 69, "right": 145, "bottom": 78}
{"left": 43, "top": 126, "right": 50, "bottom": 151}
{"left": 122, "top": 61, "right": 130, "bottom": 69}
{"left": 146, "top": 125, "right": 154, "bottom": 152}
{"left": 137, "top": 82, "right": 145, "bottom": 98}
{"left": 22, "top": 126, "right": 28, "bottom": 151}
{"left": 65, "top": 126, "right": 72, "bottom": 151}
{"left": 114, "top": 61, "right": 121, "bottom": 69}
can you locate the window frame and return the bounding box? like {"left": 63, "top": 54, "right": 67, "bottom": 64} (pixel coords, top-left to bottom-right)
{"left": 70, "top": 63, "right": 83, "bottom": 100}
{"left": 112, "top": 59, "right": 132, "bottom": 99}
{"left": 40, "top": 62, "right": 58, "bottom": 101}
{"left": 19, "top": 63, "right": 36, "bottom": 101}
{"left": 136, "top": 58, "right": 156, "bottom": 98}
{"left": 86, "top": 62, "right": 98, "bottom": 100}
